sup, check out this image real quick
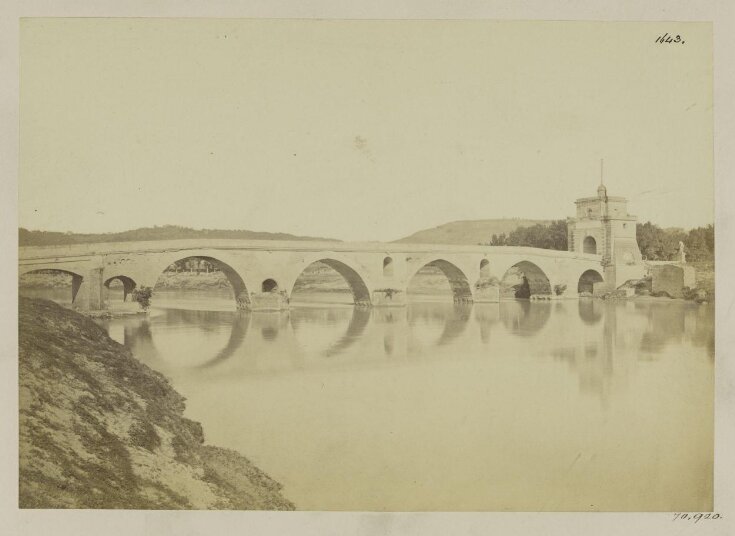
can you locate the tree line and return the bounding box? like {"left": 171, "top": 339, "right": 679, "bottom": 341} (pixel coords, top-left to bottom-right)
{"left": 485, "top": 220, "right": 714, "bottom": 262}
{"left": 636, "top": 222, "right": 713, "bottom": 262}
{"left": 486, "top": 220, "right": 569, "bottom": 250}
{"left": 18, "top": 225, "right": 337, "bottom": 247}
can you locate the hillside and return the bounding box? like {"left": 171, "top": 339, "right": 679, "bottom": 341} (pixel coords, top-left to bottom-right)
{"left": 19, "top": 297, "right": 294, "bottom": 509}
{"left": 19, "top": 225, "right": 338, "bottom": 247}
{"left": 394, "top": 219, "right": 552, "bottom": 245}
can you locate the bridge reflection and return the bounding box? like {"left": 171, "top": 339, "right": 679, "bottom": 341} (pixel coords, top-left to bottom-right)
{"left": 578, "top": 298, "right": 603, "bottom": 325}
{"left": 499, "top": 300, "right": 552, "bottom": 337}
{"left": 97, "top": 299, "right": 714, "bottom": 403}
{"left": 291, "top": 306, "right": 372, "bottom": 358}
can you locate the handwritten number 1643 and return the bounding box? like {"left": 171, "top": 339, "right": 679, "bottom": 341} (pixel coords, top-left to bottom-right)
{"left": 656, "top": 33, "right": 685, "bottom": 44}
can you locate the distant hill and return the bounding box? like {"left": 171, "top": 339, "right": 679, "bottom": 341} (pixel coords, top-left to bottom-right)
{"left": 394, "top": 219, "right": 552, "bottom": 245}
{"left": 19, "top": 225, "right": 339, "bottom": 247}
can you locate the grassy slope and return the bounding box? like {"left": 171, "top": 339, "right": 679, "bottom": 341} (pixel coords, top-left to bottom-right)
{"left": 394, "top": 219, "right": 551, "bottom": 245}
{"left": 19, "top": 297, "right": 294, "bottom": 510}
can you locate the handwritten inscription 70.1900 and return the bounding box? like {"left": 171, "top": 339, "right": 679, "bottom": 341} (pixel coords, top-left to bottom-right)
{"left": 672, "top": 513, "right": 722, "bottom": 522}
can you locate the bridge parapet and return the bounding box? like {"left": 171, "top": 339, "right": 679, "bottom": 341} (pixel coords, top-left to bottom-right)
{"left": 20, "top": 238, "right": 603, "bottom": 261}
{"left": 19, "top": 239, "right": 606, "bottom": 311}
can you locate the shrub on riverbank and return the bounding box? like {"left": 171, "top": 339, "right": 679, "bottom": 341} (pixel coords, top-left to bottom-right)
{"left": 132, "top": 286, "right": 153, "bottom": 310}
{"left": 19, "top": 297, "right": 294, "bottom": 510}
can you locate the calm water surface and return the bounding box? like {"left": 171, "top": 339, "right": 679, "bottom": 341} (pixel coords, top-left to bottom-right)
{"left": 57, "top": 288, "right": 714, "bottom": 511}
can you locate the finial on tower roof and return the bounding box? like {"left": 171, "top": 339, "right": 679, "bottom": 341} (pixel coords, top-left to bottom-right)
{"left": 597, "top": 158, "right": 607, "bottom": 197}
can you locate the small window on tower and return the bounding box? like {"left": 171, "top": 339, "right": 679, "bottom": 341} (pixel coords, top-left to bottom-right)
{"left": 583, "top": 236, "right": 597, "bottom": 254}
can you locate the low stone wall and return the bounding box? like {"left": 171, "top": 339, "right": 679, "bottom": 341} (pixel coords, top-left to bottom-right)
{"left": 651, "top": 264, "right": 696, "bottom": 298}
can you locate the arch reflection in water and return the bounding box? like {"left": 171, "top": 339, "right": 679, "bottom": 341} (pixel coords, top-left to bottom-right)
{"left": 110, "top": 309, "right": 251, "bottom": 369}
{"left": 123, "top": 319, "right": 155, "bottom": 357}
{"left": 249, "top": 312, "right": 291, "bottom": 342}
{"left": 141, "top": 299, "right": 709, "bottom": 511}
{"left": 550, "top": 303, "right": 614, "bottom": 403}
{"left": 499, "top": 300, "right": 552, "bottom": 337}
{"left": 323, "top": 307, "right": 372, "bottom": 357}
{"left": 436, "top": 304, "right": 473, "bottom": 346}
{"left": 407, "top": 302, "right": 472, "bottom": 350}
{"left": 372, "top": 308, "right": 405, "bottom": 358}
{"left": 474, "top": 304, "right": 500, "bottom": 344}
{"left": 200, "top": 313, "right": 250, "bottom": 368}
{"left": 96, "top": 299, "right": 714, "bottom": 411}
{"left": 634, "top": 301, "right": 714, "bottom": 358}
{"left": 578, "top": 298, "right": 603, "bottom": 325}
{"left": 94, "top": 314, "right": 157, "bottom": 358}
{"left": 97, "top": 299, "right": 714, "bottom": 381}
{"left": 290, "top": 306, "right": 371, "bottom": 358}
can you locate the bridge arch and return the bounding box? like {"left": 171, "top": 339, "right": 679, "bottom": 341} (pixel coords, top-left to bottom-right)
{"left": 383, "top": 256, "right": 394, "bottom": 277}
{"left": 19, "top": 268, "right": 85, "bottom": 304}
{"left": 578, "top": 269, "right": 604, "bottom": 295}
{"left": 500, "top": 260, "right": 552, "bottom": 299}
{"left": 261, "top": 278, "right": 279, "bottom": 293}
{"left": 479, "top": 258, "right": 490, "bottom": 278}
{"left": 290, "top": 257, "right": 373, "bottom": 306}
{"left": 149, "top": 252, "right": 251, "bottom": 310}
{"left": 407, "top": 259, "right": 474, "bottom": 303}
{"left": 104, "top": 275, "right": 137, "bottom": 303}
{"left": 19, "top": 263, "right": 88, "bottom": 277}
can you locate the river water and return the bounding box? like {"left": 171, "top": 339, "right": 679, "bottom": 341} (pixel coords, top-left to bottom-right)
{"left": 25, "top": 287, "right": 715, "bottom": 511}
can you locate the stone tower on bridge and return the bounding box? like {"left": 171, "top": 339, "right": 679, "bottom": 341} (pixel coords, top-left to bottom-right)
{"left": 567, "top": 181, "right": 644, "bottom": 290}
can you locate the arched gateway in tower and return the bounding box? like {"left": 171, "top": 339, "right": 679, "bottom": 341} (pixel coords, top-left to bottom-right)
{"left": 567, "top": 182, "right": 645, "bottom": 291}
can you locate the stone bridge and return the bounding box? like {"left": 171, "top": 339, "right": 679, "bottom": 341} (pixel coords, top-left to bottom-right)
{"left": 19, "top": 238, "right": 610, "bottom": 311}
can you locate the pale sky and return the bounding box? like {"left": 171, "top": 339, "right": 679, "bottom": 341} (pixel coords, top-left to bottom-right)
{"left": 19, "top": 19, "right": 713, "bottom": 241}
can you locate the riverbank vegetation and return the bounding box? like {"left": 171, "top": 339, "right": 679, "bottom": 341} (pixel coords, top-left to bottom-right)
{"left": 487, "top": 220, "right": 569, "bottom": 250}
{"left": 636, "top": 222, "right": 714, "bottom": 262}
{"left": 485, "top": 220, "right": 715, "bottom": 264}
{"left": 19, "top": 297, "right": 294, "bottom": 509}
{"left": 485, "top": 220, "right": 715, "bottom": 298}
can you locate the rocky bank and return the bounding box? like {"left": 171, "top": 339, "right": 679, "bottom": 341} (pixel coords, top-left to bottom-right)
{"left": 18, "top": 297, "right": 294, "bottom": 510}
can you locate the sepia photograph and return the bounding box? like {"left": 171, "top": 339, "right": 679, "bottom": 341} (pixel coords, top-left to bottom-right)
{"left": 5, "top": 7, "right": 732, "bottom": 531}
